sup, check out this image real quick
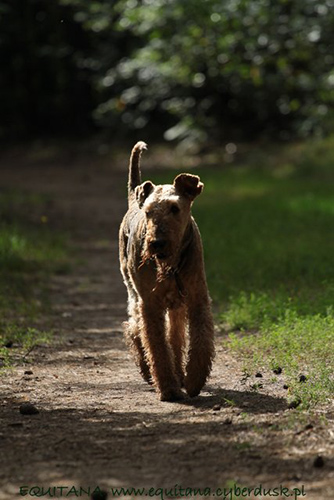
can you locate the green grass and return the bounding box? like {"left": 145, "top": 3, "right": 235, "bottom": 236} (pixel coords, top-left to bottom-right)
{"left": 0, "top": 189, "right": 68, "bottom": 367}
{"left": 228, "top": 312, "right": 334, "bottom": 408}
{"left": 151, "top": 137, "right": 334, "bottom": 409}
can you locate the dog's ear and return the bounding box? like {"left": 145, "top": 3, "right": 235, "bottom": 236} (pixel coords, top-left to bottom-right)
{"left": 135, "top": 181, "right": 155, "bottom": 208}
{"left": 173, "top": 173, "right": 203, "bottom": 201}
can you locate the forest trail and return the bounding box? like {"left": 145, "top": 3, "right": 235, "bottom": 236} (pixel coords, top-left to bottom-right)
{"left": 0, "top": 147, "right": 333, "bottom": 500}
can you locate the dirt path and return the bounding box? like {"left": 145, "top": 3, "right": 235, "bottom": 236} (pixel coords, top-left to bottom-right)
{"left": 0, "top": 148, "right": 333, "bottom": 500}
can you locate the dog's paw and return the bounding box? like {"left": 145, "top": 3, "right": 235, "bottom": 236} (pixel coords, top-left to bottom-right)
{"left": 159, "top": 387, "right": 185, "bottom": 402}
{"left": 184, "top": 378, "right": 203, "bottom": 398}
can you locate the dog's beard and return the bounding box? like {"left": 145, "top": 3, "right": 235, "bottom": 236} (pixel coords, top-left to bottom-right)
{"left": 140, "top": 246, "right": 174, "bottom": 282}
{"left": 155, "top": 259, "right": 173, "bottom": 282}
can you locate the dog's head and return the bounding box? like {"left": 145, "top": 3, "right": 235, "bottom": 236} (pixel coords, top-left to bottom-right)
{"left": 136, "top": 174, "right": 203, "bottom": 264}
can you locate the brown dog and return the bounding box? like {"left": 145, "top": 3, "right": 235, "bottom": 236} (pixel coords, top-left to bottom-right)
{"left": 119, "top": 142, "right": 215, "bottom": 401}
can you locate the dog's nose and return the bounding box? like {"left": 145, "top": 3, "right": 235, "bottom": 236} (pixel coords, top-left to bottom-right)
{"left": 150, "top": 239, "right": 167, "bottom": 251}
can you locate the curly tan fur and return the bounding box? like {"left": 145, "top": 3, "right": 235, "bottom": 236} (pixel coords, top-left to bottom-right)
{"left": 119, "top": 141, "right": 215, "bottom": 401}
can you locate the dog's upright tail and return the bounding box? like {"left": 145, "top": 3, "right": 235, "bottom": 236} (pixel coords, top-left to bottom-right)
{"left": 128, "top": 141, "right": 147, "bottom": 197}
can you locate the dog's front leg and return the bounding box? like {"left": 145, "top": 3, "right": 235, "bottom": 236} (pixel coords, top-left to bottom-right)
{"left": 184, "top": 295, "right": 215, "bottom": 397}
{"left": 140, "top": 300, "right": 184, "bottom": 401}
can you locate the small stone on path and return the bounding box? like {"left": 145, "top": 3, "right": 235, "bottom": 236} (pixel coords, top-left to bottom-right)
{"left": 19, "top": 403, "right": 39, "bottom": 415}
{"left": 313, "top": 455, "right": 324, "bottom": 468}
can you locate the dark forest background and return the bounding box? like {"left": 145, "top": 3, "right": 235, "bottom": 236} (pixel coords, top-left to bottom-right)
{"left": 1, "top": 0, "right": 334, "bottom": 145}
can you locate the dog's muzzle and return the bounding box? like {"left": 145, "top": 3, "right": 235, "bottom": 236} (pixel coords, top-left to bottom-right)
{"left": 149, "top": 239, "right": 168, "bottom": 260}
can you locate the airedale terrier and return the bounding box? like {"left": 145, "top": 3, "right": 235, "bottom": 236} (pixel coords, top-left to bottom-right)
{"left": 119, "top": 141, "right": 215, "bottom": 401}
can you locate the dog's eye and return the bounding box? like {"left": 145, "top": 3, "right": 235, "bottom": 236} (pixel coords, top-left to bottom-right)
{"left": 170, "top": 204, "right": 180, "bottom": 215}
{"left": 145, "top": 210, "right": 153, "bottom": 218}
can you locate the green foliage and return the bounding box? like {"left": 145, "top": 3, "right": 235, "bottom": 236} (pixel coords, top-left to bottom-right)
{"left": 109, "top": 0, "right": 334, "bottom": 142}
{"left": 1, "top": 0, "right": 334, "bottom": 141}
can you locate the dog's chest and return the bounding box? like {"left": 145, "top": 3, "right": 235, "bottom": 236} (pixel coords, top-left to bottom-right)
{"left": 155, "top": 276, "right": 185, "bottom": 310}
